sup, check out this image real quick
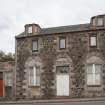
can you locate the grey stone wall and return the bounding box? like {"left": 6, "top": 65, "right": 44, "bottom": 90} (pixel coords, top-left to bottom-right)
{"left": 0, "top": 61, "right": 15, "bottom": 99}
{"left": 16, "top": 30, "right": 105, "bottom": 99}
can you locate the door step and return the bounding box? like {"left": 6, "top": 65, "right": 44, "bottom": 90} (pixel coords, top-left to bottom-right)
{"left": 56, "top": 96, "right": 70, "bottom": 99}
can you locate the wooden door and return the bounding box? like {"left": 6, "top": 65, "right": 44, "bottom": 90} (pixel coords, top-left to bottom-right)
{"left": 56, "top": 75, "right": 69, "bottom": 96}
{"left": 0, "top": 72, "right": 3, "bottom": 97}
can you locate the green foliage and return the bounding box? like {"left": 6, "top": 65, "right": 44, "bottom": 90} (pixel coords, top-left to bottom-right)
{"left": 0, "top": 50, "right": 15, "bottom": 62}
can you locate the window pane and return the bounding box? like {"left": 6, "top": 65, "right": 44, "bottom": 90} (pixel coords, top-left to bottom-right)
{"left": 87, "top": 74, "right": 93, "bottom": 85}
{"left": 32, "top": 40, "right": 38, "bottom": 51}
{"left": 97, "top": 18, "right": 103, "bottom": 26}
{"left": 87, "top": 65, "right": 93, "bottom": 74}
{"left": 56, "top": 66, "right": 69, "bottom": 74}
{"left": 35, "top": 27, "right": 38, "bottom": 33}
{"left": 29, "top": 66, "right": 40, "bottom": 86}
{"left": 28, "top": 26, "right": 32, "bottom": 33}
{"left": 36, "top": 75, "right": 40, "bottom": 85}
{"left": 29, "top": 69, "right": 34, "bottom": 85}
{"left": 5, "top": 72, "right": 12, "bottom": 86}
{"left": 59, "top": 38, "right": 66, "bottom": 49}
{"left": 87, "top": 64, "right": 101, "bottom": 85}
{"left": 30, "top": 76, "right": 34, "bottom": 85}
{"left": 95, "top": 64, "right": 101, "bottom": 74}
{"left": 90, "top": 36, "right": 96, "bottom": 46}
{"left": 95, "top": 74, "right": 100, "bottom": 85}
{"left": 36, "top": 68, "right": 40, "bottom": 86}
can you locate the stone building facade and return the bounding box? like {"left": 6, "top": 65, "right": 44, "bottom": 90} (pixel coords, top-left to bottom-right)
{"left": 15, "top": 14, "right": 105, "bottom": 99}
{"left": 0, "top": 61, "right": 15, "bottom": 99}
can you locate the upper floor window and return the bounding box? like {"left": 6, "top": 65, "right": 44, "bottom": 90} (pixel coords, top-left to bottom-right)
{"left": 32, "top": 40, "right": 38, "bottom": 51}
{"left": 96, "top": 18, "right": 103, "bottom": 26}
{"left": 87, "top": 64, "right": 101, "bottom": 86}
{"left": 34, "top": 26, "right": 38, "bottom": 33}
{"left": 92, "top": 18, "right": 96, "bottom": 26}
{"left": 59, "top": 37, "right": 66, "bottom": 49}
{"left": 29, "top": 66, "right": 40, "bottom": 86}
{"left": 90, "top": 35, "right": 97, "bottom": 47}
{"left": 28, "top": 26, "right": 32, "bottom": 33}
{"left": 5, "top": 72, "right": 12, "bottom": 86}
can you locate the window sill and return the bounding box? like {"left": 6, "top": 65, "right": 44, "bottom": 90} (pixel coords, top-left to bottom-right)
{"left": 28, "top": 86, "right": 40, "bottom": 88}
{"left": 87, "top": 85, "right": 101, "bottom": 87}
{"left": 96, "top": 25, "right": 104, "bottom": 27}
{"left": 58, "top": 48, "right": 67, "bottom": 51}
{"left": 59, "top": 48, "right": 66, "bottom": 50}
{"left": 32, "top": 50, "right": 39, "bottom": 55}
{"left": 32, "top": 50, "right": 38, "bottom": 52}
{"left": 90, "top": 45, "right": 97, "bottom": 48}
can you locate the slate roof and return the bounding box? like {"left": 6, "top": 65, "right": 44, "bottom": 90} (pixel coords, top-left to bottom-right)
{"left": 16, "top": 23, "right": 91, "bottom": 38}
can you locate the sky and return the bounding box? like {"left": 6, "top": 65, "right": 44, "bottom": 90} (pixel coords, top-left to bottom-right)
{"left": 0, "top": 0, "right": 105, "bottom": 53}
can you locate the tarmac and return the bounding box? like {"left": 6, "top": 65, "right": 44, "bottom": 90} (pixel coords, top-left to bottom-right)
{"left": 0, "top": 97, "right": 105, "bottom": 104}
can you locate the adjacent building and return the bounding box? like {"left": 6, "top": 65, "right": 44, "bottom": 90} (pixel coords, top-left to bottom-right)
{"left": 0, "top": 61, "right": 15, "bottom": 99}
{"left": 15, "top": 14, "right": 105, "bottom": 99}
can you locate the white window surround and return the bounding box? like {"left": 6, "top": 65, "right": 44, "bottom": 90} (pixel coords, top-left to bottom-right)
{"left": 29, "top": 66, "right": 40, "bottom": 86}
{"left": 87, "top": 64, "right": 101, "bottom": 86}
{"left": 59, "top": 37, "right": 66, "bottom": 49}
{"left": 28, "top": 26, "right": 32, "bottom": 33}
{"left": 32, "top": 40, "right": 38, "bottom": 51}
{"left": 90, "top": 35, "right": 97, "bottom": 47}
{"left": 96, "top": 18, "right": 103, "bottom": 26}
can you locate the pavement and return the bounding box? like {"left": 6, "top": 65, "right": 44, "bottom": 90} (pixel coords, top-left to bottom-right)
{"left": 0, "top": 97, "right": 105, "bottom": 104}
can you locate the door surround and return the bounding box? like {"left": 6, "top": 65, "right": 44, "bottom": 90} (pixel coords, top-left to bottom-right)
{"left": 56, "top": 66, "right": 70, "bottom": 97}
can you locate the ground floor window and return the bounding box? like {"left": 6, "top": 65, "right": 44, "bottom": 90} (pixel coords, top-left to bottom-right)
{"left": 87, "top": 64, "right": 101, "bottom": 86}
{"left": 5, "top": 72, "right": 12, "bottom": 86}
{"left": 29, "top": 66, "right": 40, "bottom": 86}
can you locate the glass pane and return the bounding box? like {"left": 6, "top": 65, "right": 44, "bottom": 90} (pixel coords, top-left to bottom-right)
{"left": 97, "top": 18, "right": 103, "bottom": 26}
{"left": 87, "top": 74, "right": 93, "bottom": 85}
{"left": 5, "top": 72, "right": 12, "bottom": 86}
{"left": 28, "top": 26, "right": 32, "bottom": 33}
{"left": 90, "top": 36, "right": 96, "bottom": 46}
{"left": 36, "top": 69, "right": 40, "bottom": 76}
{"left": 30, "top": 69, "right": 34, "bottom": 77}
{"left": 87, "top": 64, "right": 93, "bottom": 74}
{"left": 36, "top": 76, "right": 40, "bottom": 85}
{"left": 30, "top": 77, "right": 34, "bottom": 85}
{"left": 33, "top": 41, "right": 38, "bottom": 51}
{"left": 34, "top": 67, "right": 37, "bottom": 85}
{"left": 95, "top": 64, "right": 101, "bottom": 74}
{"left": 29, "top": 66, "right": 40, "bottom": 86}
{"left": 29, "top": 69, "right": 34, "bottom": 85}
{"left": 35, "top": 27, "right": 38, "bottom": 32}
{"left": 60, "top": 38, "right": 66, "bottom": 48}
{"left": 95, "top": 74, "right": 100, "bottom": 85}
{"left": 56, "top": 66, "right": 69, "bottom": 74}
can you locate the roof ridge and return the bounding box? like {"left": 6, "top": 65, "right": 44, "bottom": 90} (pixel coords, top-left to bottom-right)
{"left": 42, "top": 23, "right": 90, "bottom": 30}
